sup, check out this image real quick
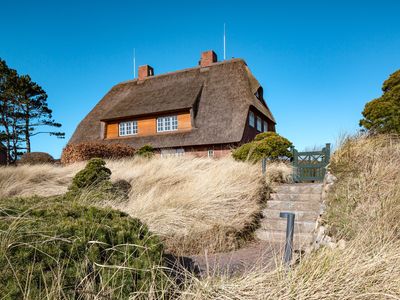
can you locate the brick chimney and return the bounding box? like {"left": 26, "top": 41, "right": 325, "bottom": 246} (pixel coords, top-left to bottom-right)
{"left": 200, "top": 50, "right": 217, "bottom": 67}
{"left": 138, "top": 65, "right": 154, "bottom": 80}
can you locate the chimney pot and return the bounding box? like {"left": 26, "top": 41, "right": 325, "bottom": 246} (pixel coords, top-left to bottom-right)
{"left": 200, "top": 50, "right": 217, "bottom": 67}
{"left": 138, "top": 65, "right": 154, "bottom": 80}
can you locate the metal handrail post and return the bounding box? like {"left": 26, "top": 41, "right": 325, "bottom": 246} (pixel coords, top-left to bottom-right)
{"left": 280, "top": 212, "right": 295, "bottom": 265}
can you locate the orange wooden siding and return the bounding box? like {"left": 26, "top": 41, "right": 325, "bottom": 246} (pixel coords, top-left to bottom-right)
{"left": 138, "top": 117, "right": 156, "bottom": 136}
{"left": 105, "top": 112, "right": 191, "bottom": 139}
{"left": 177, "top": 113, "right": 191, "bottom": 130}
{"left": 106, "top": 122, "right": 119, "bottom": 138}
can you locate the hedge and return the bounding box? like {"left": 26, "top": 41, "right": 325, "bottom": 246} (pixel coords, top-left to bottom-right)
{"left": 61, "top": 142, "right": 135, "bottom": 164}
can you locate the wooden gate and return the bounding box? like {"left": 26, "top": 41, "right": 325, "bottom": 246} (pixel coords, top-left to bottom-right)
{"left": 291, "top": 143, "right": 331, "bottom": 182}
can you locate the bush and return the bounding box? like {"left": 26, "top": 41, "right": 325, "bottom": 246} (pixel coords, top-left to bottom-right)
{"left": 61, "top": 142, "right": 135, "bottom": 164}
{"left": 136, "top": 144, "right": 155, "bottom": 158}
{"left": 19, "top": 152, "right": 54, "bottom": 165}
{"left": 0, "top": 196, "right": 166, "bottom": 299}
{"left": 232, "top": 132, "right": 292, "bottom": 162}
{"left": 69, "top": 158, "right": 111, "bottom": 190}
{"left": 253, "top": 132, "right": 277, "bottom": 141}
{"left": 67, "top": 158, "right": 131, "bottom": 201}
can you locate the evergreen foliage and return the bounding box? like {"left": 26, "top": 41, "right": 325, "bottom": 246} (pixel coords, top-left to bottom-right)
{"left": 232, "top": 132, "right": 292, "bottom": 162}
{"left": 360, "top": 69, "right": 400, "bottom": 134}
{"left": 136, "top": 144, "right": 155, "bottom": 158}
{"left": 0, "top": 58, "right": 64, "bottom": 164}
{"left": 0, "top": 196, "right": 165, "bottom": 299}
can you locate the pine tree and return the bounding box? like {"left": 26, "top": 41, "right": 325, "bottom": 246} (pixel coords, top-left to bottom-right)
{"left": 15, "top": 75, "right": 64, "bottom": 153}
{"left": 0, "top": 58, "right": 64, "bottom": 163}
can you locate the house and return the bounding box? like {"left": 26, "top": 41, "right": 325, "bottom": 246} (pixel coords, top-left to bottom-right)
{"left": 69, "top": 50, "right": 276, "bottom": 157}
{"left": 0, "top": 143, "right": 6, "bottom": 165}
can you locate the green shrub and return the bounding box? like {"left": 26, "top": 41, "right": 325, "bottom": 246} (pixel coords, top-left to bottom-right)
{"left": 70, "top": 158, "right": 111, "bottom": 191}
{"left": 67, "top": 158, "right": 130, "bottom": 202}
{"left": 232, "top": 132, "right": 292, "bottom": 162}
{"left": 136, "top": 144, "right": 155, "bottom": 158}
{"left": 19, "top": 152, "right": 54, "bottom": 165}
{"left": 0, "top": 196, "right": 166, "bottom": 299}
{"left": 253, "top": 132, "right": 276, "bottom": 141}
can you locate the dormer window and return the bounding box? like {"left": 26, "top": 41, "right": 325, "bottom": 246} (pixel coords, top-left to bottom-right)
{"left": 119, "top": 120, "right": 137, "bottom": 136}
{"left": 157, "top": 115, "right": 178, "bottom": 132}
{"left": 255, "top": 87, "right": 263, "bottom": 101}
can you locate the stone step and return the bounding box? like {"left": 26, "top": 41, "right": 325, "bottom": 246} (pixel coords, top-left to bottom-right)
{"left": 260, "top": 218, "right": 316, "bottom": 233}
{"left": 271, "top": 193, "right": 321, "bottom": 201}
{"left": 262, "top": 209, "right": 319, "bottom": 221}
{"left": 267, "top": 200, "right": 321, "bottom": 211}
{"left": 275, "top": 184, "right": 323, "bottom": 195}
{"left": 256, "top": 230, "right": 314, "bottom": 249}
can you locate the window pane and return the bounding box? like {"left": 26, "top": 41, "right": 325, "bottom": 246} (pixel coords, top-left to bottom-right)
{"left": 256, "top": 117, "right": 262, "bottom": 131}
{"left": 249, "top": 111, "right": 255, "bottom": 127}
{"left": 119, "top": 121, "right": 137, "bottom": 136}
{"left": 263, "top": 121, "right": 268, "bottom": 132}
{"left": 172, "top": 116, "right": 178, "bottom": 130}
{"left": 157, "top": 116, "right": 178, "bottom": 132}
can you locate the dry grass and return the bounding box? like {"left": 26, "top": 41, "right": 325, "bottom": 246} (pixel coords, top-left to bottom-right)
{"left": 178, "top": 134, "right": 400, "bottom": 299}
{"left": 108, "top": 156, "right": 267, "bottom": 255}
{"left": 0, "top": 156, "right": 293, "bottom": 255}
{"left": 0, "top": 163, "right": 83, "bottom": 198}
{"left": 264, "top": 161, "right": 293, "bottom": 185}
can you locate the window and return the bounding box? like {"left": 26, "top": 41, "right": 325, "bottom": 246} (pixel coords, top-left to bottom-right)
{"left": 119, "top": 121, "right": 137, "bottom": 136}
{"left": 263, "top": 121, "right": 268, "bottom": 132}
{"left": 249, "top": 111, "right": 255, "bottom": 127}
{"left": 256, "top": 116, "right": 262, "bottom": 132}
{"left": 161, "top": 148, "right": 185, "bottom": 157}
{"left": 208, "top": 149, "right": 214, "bottom": 158}
{"left": 157, "top": 115, "right": 178, "bottom": 132}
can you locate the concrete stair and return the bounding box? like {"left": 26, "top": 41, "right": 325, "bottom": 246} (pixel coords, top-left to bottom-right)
{"left": 256, "top": 183, "right": 323, "bottom": 250}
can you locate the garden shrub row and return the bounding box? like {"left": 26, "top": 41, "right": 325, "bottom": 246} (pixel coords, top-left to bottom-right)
{"left": 61, "top": 142, "right": 136, "bottom": 164}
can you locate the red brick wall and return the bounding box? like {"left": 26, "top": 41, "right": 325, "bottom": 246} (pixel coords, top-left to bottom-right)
{"left": 200, "top": 50, "right": 217, "bottom": 67}
{"left": 184, "top": 144, "right": 233, "bottom": 158}
{"left": 138, "top": 65, "right": 154, "bottom": 80}
{"left": 155, "top": 144, "right": 234, "bottom": 158}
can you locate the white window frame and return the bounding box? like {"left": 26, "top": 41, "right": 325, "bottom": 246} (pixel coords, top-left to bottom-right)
{"left": 208, "top": 149, "right": 214, "bottom": 158}
{"left": 263, "top": 121, "right": 268, "bottom": 132}
{"left": 249, "top": 111, "right": 255, "bottom": 127}
{"left": 256, "top": 116, "right": 262, "bottom": 132}
{"left": 119, "top": 120, "right": 138, "bottom": 136}
{"left": 157, "top": 115, "right": 178, "bottom": 132}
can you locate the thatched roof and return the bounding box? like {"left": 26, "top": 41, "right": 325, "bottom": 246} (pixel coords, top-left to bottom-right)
{"left": 69, "top": 58, "right": 276, "bottom": 149}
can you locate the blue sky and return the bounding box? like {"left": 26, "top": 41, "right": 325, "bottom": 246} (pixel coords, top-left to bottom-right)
{"left": 1, "top": 0, "right": 399, "bottom": 157}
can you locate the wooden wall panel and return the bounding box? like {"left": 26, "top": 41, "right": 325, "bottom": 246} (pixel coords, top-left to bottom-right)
{"left": 106, "top": 123, "right": 119, "bottom": 138}
{"left": 105, "top": 111, "right": 192, "bottom": 139}
{"left": 138, "top": 118, "right": 156, "bottom": 135}
{"left": 177, "top": 113, "right": 191, "bottom": 130}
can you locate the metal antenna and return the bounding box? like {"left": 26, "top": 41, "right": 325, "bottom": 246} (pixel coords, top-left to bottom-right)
{"left": 133, "top": 48, "right": 136, "bottom": 78}
{"left": 223, "top": 23, "right": 226, "bottom": 60}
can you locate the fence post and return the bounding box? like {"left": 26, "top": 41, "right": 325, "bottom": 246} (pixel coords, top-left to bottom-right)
{"left": 325, "top": 143, "right": 331, "bottom": 163}
{"left": 262, "top": 157, "right": 267, "bottom": 175}
{"left": 279, "top": 212, "right": 295, "bottom": 265}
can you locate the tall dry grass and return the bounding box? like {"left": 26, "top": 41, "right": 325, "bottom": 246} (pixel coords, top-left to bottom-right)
{"left": 178, "top": 134, "right": 400, "bottom": 299}
{"left": 0, "top": 156, "right": 293, "bottom": 255}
